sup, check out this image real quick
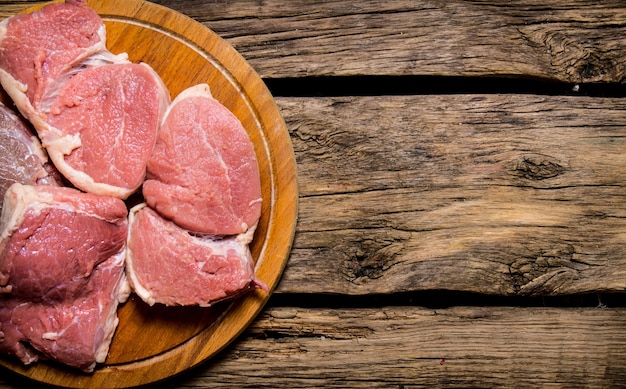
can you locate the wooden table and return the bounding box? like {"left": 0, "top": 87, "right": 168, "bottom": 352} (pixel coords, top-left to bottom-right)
{"left": 1, "top": 0, "right": 626, "bottom": 387}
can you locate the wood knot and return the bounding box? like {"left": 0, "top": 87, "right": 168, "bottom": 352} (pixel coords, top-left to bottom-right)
{"left": 510, "top": 154, "right": 565, "bottom": 181}
{"left": 342, "top": 240, "right": 402, "bottom": 283}
{"left": 517, "top": 26, "right": 621, "bottom": 83}
{"left": 509, "top": 244, "right": 586, "bottom": 296}
{"left": 578, "top": 59, "right": 607, "bottom": 80}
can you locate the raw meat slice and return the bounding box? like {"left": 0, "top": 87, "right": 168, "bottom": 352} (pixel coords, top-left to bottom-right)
{"left": 0, "top": 0, "right": 162, "bottom": 199}
{"left": 0, "top": 251, "right": 127, "bottom": 372}
{"left": 42, "top": 62, "right": 169, "bottom": 199}
{"left": 0, "top": 183, "right": 129, "bottom": 372}
{"left": 0, "top": 101, "right": 61, "bottom": 215}
{"left": 126, "top": 203, "right": 265, "bottom": 307}
{"left": 0, "top": 0, "right": 109, "bottom": 124}
{"left": 143, "top": 84, "right": 262, "bottom": 235}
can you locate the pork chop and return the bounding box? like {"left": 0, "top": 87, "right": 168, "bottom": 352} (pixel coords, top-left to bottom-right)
{"left": 0, "top": 0, "right": 166, "bottom": 199}
{"left": 43, "top": 62, "right": 169, "bottom": 199}
{"left": 0, "top": 0, "right": 109, "bottom": 125}
{"left": 0, "top": 183, "right": 129, "bottom": 372}
{"left": 143, "top": 84, "right": 262, "bottom": 235}
{"left": 0, "top": 101, "right": 60, "bottom": 215}
{"left": 126, "top": 203, "right": 265, "bottom": 307}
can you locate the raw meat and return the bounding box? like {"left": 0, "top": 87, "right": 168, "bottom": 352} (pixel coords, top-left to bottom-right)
{"left": 0, "top": 0, "right": 168, "bottom": 199}
{"left": 126, "top": 203, "right": 265, "bottom": 307}
{"left": 43, "top": 62, "right": 169, "bottom": 199}
{"left": 0, "top": 183, "right": 130, "bottom": 372}
{"left": 0, "top": 102, "right": 60, "bottom": 215}
{"left": 143, "top": 84, "right": 262, "bottom": 235}
{"left": 0, "top": 251, "right": 127, "bottom": 372}
{"left": 0, "top": 0, "right": 108, "bottom": 125}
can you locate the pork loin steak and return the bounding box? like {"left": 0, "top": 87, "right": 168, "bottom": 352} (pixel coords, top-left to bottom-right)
{"left": 143, "top": 84, "right": 262, "bottom": 235}
{"left": 43, "top": 62, "right": 169, "bottom": 199}
{"left": 0, "top": 0, "right": 165, "bottom": 199}
{"left": 126, "top": 203, "right": 265, "bottom": 307}
{"left": 0, "top": 183, "right": 130, "bottom": 372}
{"left": 0, "top": 0, "right": 107, "bottom": 123}
{"left": 0, "top": 102, "right": 60, "bottom": 215}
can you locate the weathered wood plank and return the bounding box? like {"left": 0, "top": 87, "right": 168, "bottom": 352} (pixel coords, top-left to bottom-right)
{"left": 0, "top": 2, "right": 39, "bottom": 17}
{"left": 149, "top": 0, "right": 626, "bottom": 82}
{"left": 2, "top": 1, "right": 626, "bottom": 83}
{"left": 276, "top": 94, "right": 626, "bottom": 296}
{"left": 150, "top": 306, "right": 626, "bottom": 388}
{"left": 2, "top": 305, "right": 625, "bottom": 388}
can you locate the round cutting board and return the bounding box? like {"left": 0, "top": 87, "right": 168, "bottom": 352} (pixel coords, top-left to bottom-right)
{"left": 0, "top": 0, "right": 298, "bottom": 387}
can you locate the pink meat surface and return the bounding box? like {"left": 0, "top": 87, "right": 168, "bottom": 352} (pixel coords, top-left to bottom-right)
{"left": 126, "top": 204, "right": 265, "bottom": 307}
{"left": 0, "top": 183, "right": 129, "bottom": 372}
{"left": 0, "top": 0, "right": 165, "bottom": 200}
{"left": 143, "top": 84, "right": 261, "bottom": 235}
{"left": 0, "top": 102, "right": 61, "bottom": 215}
{"left": 0, "top": 251, "right": 126, "bottom": 372}
{"left": 0, "top": 0, "right": 106, "bottom": 117}
{"left": 44, "top": 63, "right": 169, "bottom": 198}
{"left": 1, "top": 208, "right": 126, "bottom": 301}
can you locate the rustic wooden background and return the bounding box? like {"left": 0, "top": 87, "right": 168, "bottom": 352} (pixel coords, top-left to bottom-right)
{"left": 1, "top": 0, "right": 626, "bottom": 387}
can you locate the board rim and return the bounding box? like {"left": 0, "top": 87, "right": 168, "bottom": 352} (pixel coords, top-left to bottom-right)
{"left": 0, "top": 0, "right": 298, "bottom": 387}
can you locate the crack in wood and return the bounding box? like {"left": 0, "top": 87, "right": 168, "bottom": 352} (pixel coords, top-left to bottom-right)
{"left": 509, "top": 244, "right": 587, "bottom": 295}
{"left": 516, "top": 24, "right": 624, "bottom": 83}
{"left": 342, "top": 238, "right": 405, "bottom": 283}
{"left": 509, "top": 154, "right": 566, "bottom": 181}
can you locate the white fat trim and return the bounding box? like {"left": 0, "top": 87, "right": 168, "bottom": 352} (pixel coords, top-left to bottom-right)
{"left": 44, "top": 137, "right": 138, "bottom": 199}
{"left": 161, "top": 83, "right": 213, "bottom": 127}
{"left": 0, "top": 183, "right": 54, "bottom": 243}
{"left": 173, "top": 83, "right": 213, "bottom": 102}
{"left": 0, "top": 17, "right": 8, "bottom": 43}
{"left": 0, "top": 70, "right": 52, "bottom": 142}
{"left": 237, "top": 222, "right": 258, "bottom": 245}
{"left": 90, "top": 246, "right": 126, "bottom": 364}
{"left": 42, "top": 130, "right": 81, "bottom": 155}
{"left": 138, "top": 62, "right": 171, "bottom": 118}
{"left": 124, "top": 254, "right": 156, "bottom": 306}
{"left": 93, "top": 315, "right": 118, "bottom": 364}
{"left": 125, "top": 203, "right": 157, "bottom": 306}
{"left": 37, "top": 50, "right": 130, "bottom": 114}
{"left": 0, "top": 184, "right": 126, "bottom": 246}
{"left": 0, "top": 69, "right": 25, "bottom": 94}
{"left": 249, "top": 197, "right": 263, "bottom": 207}
{"left": 40, "top": 315, "right": 79, "bottom": 342}
{"left": 96, "top": 24, "right": 107, "bottom": 49}
{"left": 117, "top": 270, "right": 131, "bottom": 304}
{"left": 41, "top": 332, "right": 58, "bottom": 341}
{"left": 0, "top": 69, "right": 33, "bottom": 119}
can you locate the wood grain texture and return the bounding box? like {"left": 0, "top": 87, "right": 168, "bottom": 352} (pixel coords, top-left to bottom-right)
{"left": 141, "top": 0, "right": 626, "bottom": 82}
{"left": 4, "top": 1, "right": 626, "bottom": 82}
{"left": 148, "top": 306, "right": 626, "bottom": 388}
{"left": 277, "top": 94, "right": 626, "bottom": 296}
{"left": 2, "top": 305, "right": 626, "bottom": 388}
{"left": 0, "top": 1, "right": 625, "bottom": 388}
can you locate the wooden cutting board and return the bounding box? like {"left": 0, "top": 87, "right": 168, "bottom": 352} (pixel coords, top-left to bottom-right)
{"left": 0, "top": 0, "right": 298, "bottom": 387}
